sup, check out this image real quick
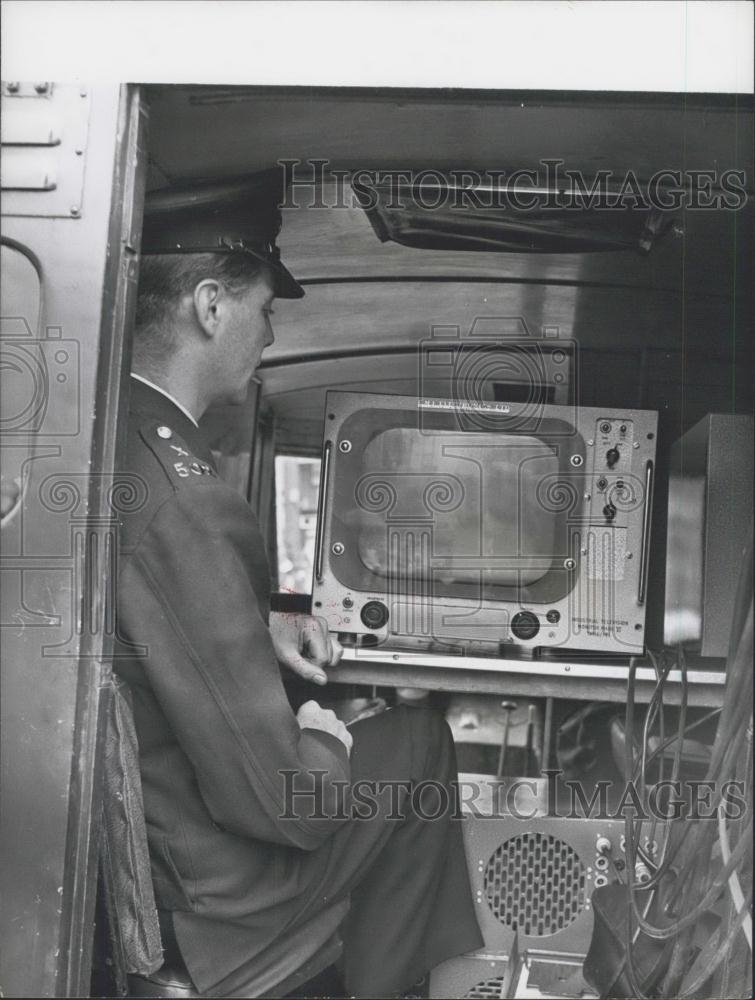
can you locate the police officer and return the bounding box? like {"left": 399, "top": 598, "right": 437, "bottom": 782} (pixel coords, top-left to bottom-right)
{"left": 115, "top": 171, "right": 483, "bottom": 997}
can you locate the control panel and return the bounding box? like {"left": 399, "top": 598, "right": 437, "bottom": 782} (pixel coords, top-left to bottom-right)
{"left": 313, "top": 393, "right": 658, "bottom": 656}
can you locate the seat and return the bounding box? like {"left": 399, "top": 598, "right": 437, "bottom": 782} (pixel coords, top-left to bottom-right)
{"left": 100, "top": 676, "right": 346, "bottom": 998}
{"left": 126, "top": 905, "right": 347, "bottom": 999}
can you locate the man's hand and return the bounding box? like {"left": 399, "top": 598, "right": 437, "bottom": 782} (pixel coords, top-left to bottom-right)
{"left": 296, "top": 700, "right": 353, "bottom": 755}
{"left": 269, "top": 612, "right": 343, "bottom": 686}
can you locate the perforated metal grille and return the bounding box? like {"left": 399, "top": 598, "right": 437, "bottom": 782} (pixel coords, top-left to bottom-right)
{"left": 464, "top": 977, "right": 507, "bottom": 998}
{"left": 483, "top": 832, "right": 587, "bottom": 935}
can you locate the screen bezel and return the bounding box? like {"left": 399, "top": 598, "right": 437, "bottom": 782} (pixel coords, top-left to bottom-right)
{"left": 328, "top": 404, "right": 587, "bottom": 605}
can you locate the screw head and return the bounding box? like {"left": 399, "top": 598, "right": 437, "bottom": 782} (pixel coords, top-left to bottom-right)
{"left": 6, "top": 82, "right": 20, "bottom": 93}
{"left": 564, "top": 557, "right": 576, "bottom": 570}
{"left": 338, "top": 440, "right": 352, "bottom": 453}
{"left": 331, "top": 542, "right": 345, "bottom": 555}
{"left": 570, "top": 454, "right": 584, "bottom": 467}
{"left": 34, "top": 82, "right": 49, "bottom": 94}
{"left": 70, "top": 206, "right": 81, "bottom": 217}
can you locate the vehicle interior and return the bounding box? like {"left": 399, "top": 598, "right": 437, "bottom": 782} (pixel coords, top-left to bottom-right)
{"left": 133, "top": 84, "right": 753, "bottom": 998}
{"left": 2, "top": 79, "right": 752, "bottom": 1000}
{"left": 146, "top": 84, "right": 752, "bottom": 609}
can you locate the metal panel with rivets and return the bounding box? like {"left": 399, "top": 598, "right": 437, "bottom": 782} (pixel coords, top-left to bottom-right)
{"left": 1, "top": 81, "right": 91, "bottom": 219}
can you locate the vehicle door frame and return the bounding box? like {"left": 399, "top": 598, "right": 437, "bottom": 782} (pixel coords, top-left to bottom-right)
{"left": 0, "top": 82, "right": 148, "bottom": 998}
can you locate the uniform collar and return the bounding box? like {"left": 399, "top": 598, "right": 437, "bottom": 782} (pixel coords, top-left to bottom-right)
{"left": 128, "top": 375, "right": 215, "bottom": 467}
{"left": 130, "top": 373, "right": 199, "bottom": 427}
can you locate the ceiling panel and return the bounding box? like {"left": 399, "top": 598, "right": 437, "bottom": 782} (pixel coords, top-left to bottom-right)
{"left": 144, "top": 85, "right": 753, "bottom": 377}
{"left": 144, "top": 86, "right": 753, "bottom": 299}
{"left": 146, "top": 86, "right": 754, "bottom": 184}
{"left": 274, "top": 183, "right": 752, "bottom": 297}
{"left": 260, "top": 278, "right": 742, "bottom": 366}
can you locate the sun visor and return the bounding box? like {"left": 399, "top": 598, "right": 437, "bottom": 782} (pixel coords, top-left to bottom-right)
{"left": 351, "top": 174, "right": 674, "bottom": 255}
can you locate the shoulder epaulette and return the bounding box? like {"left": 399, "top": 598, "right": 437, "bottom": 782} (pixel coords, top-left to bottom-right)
{"left": 139, "top": 421, "right": 217, "bottom": 487}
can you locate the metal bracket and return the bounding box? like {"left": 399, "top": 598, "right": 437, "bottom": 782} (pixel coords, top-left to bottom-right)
{"left": 1, "top": 82, "right": 90, "bottom": 218}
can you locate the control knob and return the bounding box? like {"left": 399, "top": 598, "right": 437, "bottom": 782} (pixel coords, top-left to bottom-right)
{"left": 360, "top": 601, "right": 389, "bottom": 630}
{"left": 511, "top": 611, "right": 540, "bottom": 641}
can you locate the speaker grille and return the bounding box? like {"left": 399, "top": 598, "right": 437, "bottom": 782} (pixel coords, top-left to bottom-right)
{"left": 483, "top": 831, "right": 587, "bottom": 935}
{"left": 464, "top": 977, "right": 507, "bottom": 999}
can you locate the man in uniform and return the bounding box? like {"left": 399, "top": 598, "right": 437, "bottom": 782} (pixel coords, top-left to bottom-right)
{"left": 115, "top": 172, "right": 483, "bottom": 998}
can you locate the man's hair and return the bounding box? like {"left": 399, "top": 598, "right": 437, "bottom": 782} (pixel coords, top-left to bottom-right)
{"left": 133, "top": 252, "right": 264, "bottom": 370}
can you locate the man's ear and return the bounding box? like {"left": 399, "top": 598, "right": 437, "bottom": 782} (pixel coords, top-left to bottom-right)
{"left": 192, "top": 279, "right": 223, "bottom": 338}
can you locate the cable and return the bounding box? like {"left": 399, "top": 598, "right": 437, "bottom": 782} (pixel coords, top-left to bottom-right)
{"left": 675, "top": 902, "right": 753, "bottom": 998}
{"left": 609, "top": 885, "right": 660, "bottom": 999}
{"left": 718, "top": 801, "right": 753, "bottom": 950}
{"left": 623, "top": 658, "right": 651, "bottom": 998}
{"left": 607, "top": 850, "right": 626, "bottom": 885}
{"left": 630, "top": 754, "right": 753, "bottom": 939}
{"left": 661, "top": 606, "right": 753, "bottom": 918}
{"left": 625, "top": 623, "right": 752, "bottom": 933}
{"left": 643, "top": 706, "right": 720, "bottom": 770}
{"left": 645, "top": 609, "right": 753, "bottom": 911}
{"left": 634, "top": 647, "right": 689, "bottom": 891}
{"left": 629, "top": 611, "right": 753, "bottom": 941}
{"left": 618, "top": 649, "right": 678, "bottom": 892}
{"left": 646, "top": 650, "right": 680, "bottom": 879}
{"left": 621, "top": 531, "right": 753, "bottom": 998}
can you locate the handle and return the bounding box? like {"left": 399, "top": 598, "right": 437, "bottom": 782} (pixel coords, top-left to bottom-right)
{"left": 313, "top": 440, "right": 332, "bottom": 584}
{"left": 637, "top": 459, "right": 654, "bottom": 605}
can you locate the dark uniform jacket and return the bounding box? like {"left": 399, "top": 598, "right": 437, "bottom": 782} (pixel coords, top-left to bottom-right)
{"left": 115, "top": 379, "right": 351, "bottom": 992}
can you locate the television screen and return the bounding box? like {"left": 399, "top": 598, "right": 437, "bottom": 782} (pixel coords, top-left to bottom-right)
{"left": 353, "top": 429, "right": 558, "bottom": 588}
{"left": 329, "top": 403, "right": 584, "bottom": 606}
{"left": 315, "top": 391, "right": 658, "bottom": 656}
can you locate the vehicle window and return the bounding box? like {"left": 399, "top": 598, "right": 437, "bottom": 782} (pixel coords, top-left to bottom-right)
{"left": 274, "top": 454, "right": 321, "bottom": 594}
